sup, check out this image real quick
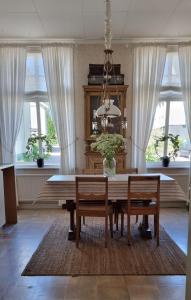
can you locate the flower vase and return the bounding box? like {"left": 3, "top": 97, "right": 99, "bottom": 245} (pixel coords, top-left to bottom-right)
{"left": 103, "top": 157, "right": 116, "bottom": 177}
{"left": 162, "top": 156, "right": 170, "bottom": 167}
{"left": 37, "top": 158, "right": 44, "bottom": 168}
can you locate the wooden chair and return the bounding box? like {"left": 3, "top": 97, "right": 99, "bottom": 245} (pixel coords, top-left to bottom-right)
{"left": 81, "top": 168, "right": 138, "bottom": 228}
{"left": 75, "top": 176, "right": 113, "bottom": 248}
{"left": 121, "top": 175, "right": 160, "bottom": 246}
{"left": 81, "top": 169, "right": 103, "bottom": 225}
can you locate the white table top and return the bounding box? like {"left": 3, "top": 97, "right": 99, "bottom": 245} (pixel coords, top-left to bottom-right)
{"left": 40, "top": 173, "right": 186, "bottom": 203}
{"left": 0, "top": 164, "right": 14, "bottom": 170}
{"left": 47, "top": 173, "right": 174, "bottom": 183}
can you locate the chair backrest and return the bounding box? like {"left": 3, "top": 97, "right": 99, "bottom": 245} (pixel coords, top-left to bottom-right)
{"left": 128, "top": 175, "right": 160, "bottom": 208}
{"left": 75, "top": 176, "right": 108, "bottom": 209}
{"left": 82, "top": 168, "right": 138, "bottom": 175}
{"left": 82, "top": 168, "right": 103, "bottom": 174}
{"left": 117, "top": 168, "right": 138, "bottom": 174}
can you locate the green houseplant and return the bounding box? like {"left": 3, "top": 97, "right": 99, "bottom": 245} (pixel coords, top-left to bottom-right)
{"left": 25, "top": 134, "right": 52, "bottom": 167}
{"left": 154, "top": 133, "right": 180, "bottom": 167}
{"left": 91, "top": 133, "right": 124, "bottom": 176}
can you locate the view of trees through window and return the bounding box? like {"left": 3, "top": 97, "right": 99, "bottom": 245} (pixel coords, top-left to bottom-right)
{"left": 146, "top": 51, "right": 190, "bottom": 163}
{"left": 15, "top": 52, "right": 60, "bottom": 165}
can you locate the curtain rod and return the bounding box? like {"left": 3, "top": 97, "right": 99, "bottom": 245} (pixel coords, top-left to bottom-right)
{"left": 0, "top": 37, "right": 191, "bottom": 45}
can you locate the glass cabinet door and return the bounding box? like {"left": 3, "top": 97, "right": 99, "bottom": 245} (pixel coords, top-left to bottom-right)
{"left": 89, "top": 93, "right": 123, "bottom": 136}
{"left": 84, "top": 85, "right": 128, "bottom": 140}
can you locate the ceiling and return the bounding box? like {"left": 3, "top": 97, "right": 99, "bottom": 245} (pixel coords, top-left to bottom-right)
{"left": 0, "top": 0, "right": 191, "bottom": 40}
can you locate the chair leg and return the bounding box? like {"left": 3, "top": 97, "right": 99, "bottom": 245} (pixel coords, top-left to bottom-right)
{"left": 154, "top": 215, "right": 157, "bottom": 237}
{"left": 156, "top": 214, "right": 160, "bottom": 246}
{"left": 113, "top": 203, "right": 118, "bottom": 231}
{"left": 105, "top": 216, "right": 108, "bottom": 248}
{"left": 135, "top": 215, "right": 139, "bottom": 223}
{"left": 82, "top": 216, "right": 85, "bottom": 225}
{"left": 116, "top": 203, "right": 120, "bottom": 231}
{"left": 79, "top": 216, "right": 81, "bottom": 232}
{"left": 109, "top": 213, "right": 113, "bottom": 238}
{"left": 76, "top": 215, "right": 80, "bottom": 248}
{"left": 121, "top": 212, "right": 124, "bottom": 236}
{"left": 127, "top": 214, "right": 131, "bottom": 245}
{"left": 116, "top": 211, "right": 119, "bottom": 231}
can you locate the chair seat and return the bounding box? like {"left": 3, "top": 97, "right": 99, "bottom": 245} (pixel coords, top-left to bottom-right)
{"left": 122, "top": 201, "right": 157, "bottom": 212}
{"left": 79, "top": 200, "right": 112, "bottom": 205}
{"left": 79, "top": 205, "right": 113, "bottom": 213}
{"left": 119, "top": 199, "right": 154, "bottom": 207}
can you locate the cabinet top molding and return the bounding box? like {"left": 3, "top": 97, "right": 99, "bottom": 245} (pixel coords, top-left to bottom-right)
{"left": 83, "top": 85, "right": 128, "bottom": 92}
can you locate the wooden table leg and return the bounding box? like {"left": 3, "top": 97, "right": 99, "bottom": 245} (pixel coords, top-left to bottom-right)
{"left": 66, "top": 200, "right": 76, "bottom": 240}
{"left": 139, "top": 215, "right": 152, "bottom": 239}
{"left": 138, "top": 201, "right": 152, "bottom": 239}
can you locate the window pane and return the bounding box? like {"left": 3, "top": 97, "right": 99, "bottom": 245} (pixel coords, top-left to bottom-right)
{"left": 40, "top": 102, "right": 60, "bottom": 165}
{"left": 15, "top": 101, "right": 60, "bottom": 165}
{"left": 15, "top": 102, "right": 38, "bottom": 162}
{"left": 146, "top": 102, "right": 166, "bottom": 162}
{"left": 162, "top": 52, "right": 181, "bottom": 87}
{"left": 25, "top": 52, "right": 47, "bottom": 93}
{"left": 30, "top": 102, "right": 38, "bottom": 134}
{"left": 168, "top": 101, "right": 190, "bottom": 161}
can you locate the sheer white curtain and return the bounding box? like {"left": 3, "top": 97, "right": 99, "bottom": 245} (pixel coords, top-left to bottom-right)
{"left": 132, "top": 45, "right": 166, "bottom": 172}
{"left": 42, "top": 45, "right": 75, "bottom": 174}
{"left": 178, "top": 45, "right": 191, "bottom": 300}
{"left": 178, "top": 46, "right": 191, "bottom": 139}
{"left": 0, "top": 46, "right": 26, "bottom": 163}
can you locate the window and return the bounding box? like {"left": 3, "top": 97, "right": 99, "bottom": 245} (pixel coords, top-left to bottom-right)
{"left": 15, "top": 51, "right": 60, "bottom": 165}
{"left": 146, "top": 51, "right": 190, "bottom": 163}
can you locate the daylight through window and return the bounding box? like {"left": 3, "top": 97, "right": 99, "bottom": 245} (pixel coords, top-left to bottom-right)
{"left": 15, "top": 51, "right": 60, "bottom": 165}
{"left": 146, "top": 51, "right": 190, "bottom": 163}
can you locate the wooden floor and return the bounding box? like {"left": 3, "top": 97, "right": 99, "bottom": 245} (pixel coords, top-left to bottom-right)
{"left": 0, "top": 208, "right": 188, "bottom": 300}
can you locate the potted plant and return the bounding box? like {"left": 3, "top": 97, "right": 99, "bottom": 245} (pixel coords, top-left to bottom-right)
{"left": 91, "top": 133, "right": 124, "bottom": 176}
{"left": 154, "top": 133, "right": 180, "bottom": 167}
{"left": 25, "top": 134, "right": 52, "bottom": 167}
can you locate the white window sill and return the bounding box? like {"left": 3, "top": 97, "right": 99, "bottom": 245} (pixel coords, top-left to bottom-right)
{"left": 147, "top": 162, "right": 190, "bottom": 169}
{"left": 16, "top": 164, "right": 60, "bottom": 170}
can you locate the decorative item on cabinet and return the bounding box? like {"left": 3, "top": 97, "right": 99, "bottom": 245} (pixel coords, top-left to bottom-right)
{"left": 88, "top": 64, "right": 124, "bottom": 86}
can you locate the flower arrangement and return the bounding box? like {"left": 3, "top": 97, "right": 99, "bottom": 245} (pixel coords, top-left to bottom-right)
{"left": 91, "top": 133, "right": 124, "bottom": 168}
{"left": 154, "top": 133, "right": 180, "bottom": 165}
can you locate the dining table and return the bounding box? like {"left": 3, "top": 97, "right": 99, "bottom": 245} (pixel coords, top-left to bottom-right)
{"left": 45, "top": 173, "right": 187, "bottom": 240}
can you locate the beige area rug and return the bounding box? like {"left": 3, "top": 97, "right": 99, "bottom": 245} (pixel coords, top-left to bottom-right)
{"left": 22, "top": 217, "right": 186, "bottom": 276}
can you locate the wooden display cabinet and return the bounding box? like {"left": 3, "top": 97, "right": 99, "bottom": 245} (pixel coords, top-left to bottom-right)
{"left": 85, "top": 151, "right": 126, "bottom": 171}
{"left": 83, "top": 85, "right": 128, "bottom": 170}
